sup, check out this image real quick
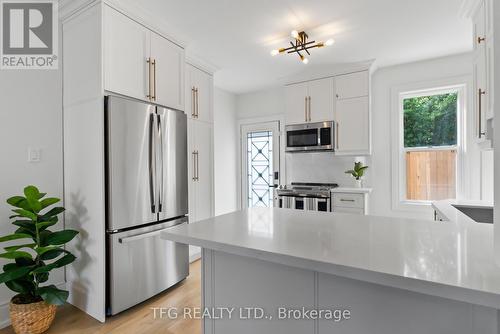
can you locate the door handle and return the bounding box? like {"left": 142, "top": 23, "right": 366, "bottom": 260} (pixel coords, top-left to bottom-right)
{"left": 152, "top": 59, "right": 157, "bottom": 101}
{"left": 192, "top": 151, "right": 197, "bottom": 181}
{"left": 146, "top": 58, "right": 152, "bottom": 100}
{"left": 340, "top": 199, "right": 355, "bottom": 202}
{"left": 148, "top": 114, "right": 156, "bottom": 213}
{"left": 157, "top": 114, "right": 164, "bottom": 212}
{"left": 478, "top": 88, "right": 486, "bottom": 138}
{"left": 305, "top": 96, "right": 308, "bottom": 122}
{"left": 477, "top": 36, "right": 486, "bottom": 44}
{"left": 119, "top": 221, "right": 187, "bottom": 243}
{"left": 191, "top": 87, "right": 196, "bottom": 117}
{"left": 195, "top": 88, "right": 199, "bottom": 118}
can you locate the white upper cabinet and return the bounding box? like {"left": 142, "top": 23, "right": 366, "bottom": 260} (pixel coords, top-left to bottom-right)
{"left": 472, "top": 0, "right": 486, "bottom": 52}
{"left": 103, "top": 6, "right": 185, "bottom": 110}
{"left": 285, "top": 78, "right": 334, "bottom": 124}
{"left": 186, "top": 64, "right": 213, "bottom": 123}
{"left": 285, "top": 82, "right": 309, "bottom": 124}
{"left": 104, "top": 5, "right": 149, "bottom": 101}
{"left": 334, "top": 70, "right": 371, "bottom": 155}
{"left": 150, "top": 32, "right": 184, "bottom": 111}
{"left": 335, "top": 71, "right": 369, "bottom": 100}
{"left": 308, "top": 77, "right": 334, "bottom": 123}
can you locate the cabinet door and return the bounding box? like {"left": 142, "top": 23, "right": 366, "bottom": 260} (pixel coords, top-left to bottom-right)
{"left": 186, "top": 65, "right": 196, "bottom": 119}
{"left": 472, "top": 0, "right": 486, "bottom": 52}
{"left": 194, "top": 121, "right": 214, "bottom": 222}
{"left": 335, "top": 71, "right": 369, "bottom": 100}
{"left": 187, "top": 119, "right": 197, "bottom": 222}
{"left": 308, "top": 77, "right": 334, "bottom": 122}
{"left": 194, "top": 68, "right": 213, "bottom": 123}
{"left": 285, "top": 82, "right": 308, "bottom": 124}
{"left": 335, "top": 96, "right": 370, "bottom": 155}
{"left": 103, "top": 5, "right": 149, "bottom": 101}
{"left": 151, "top": 32, "right": 185, "bottom": 111}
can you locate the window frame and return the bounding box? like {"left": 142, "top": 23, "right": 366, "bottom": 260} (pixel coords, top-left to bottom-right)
{"left": 391, "top": 78, "right": 467, "bottom": 212}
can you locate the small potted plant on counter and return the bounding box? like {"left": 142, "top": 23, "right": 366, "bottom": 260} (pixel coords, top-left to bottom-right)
{"left": 345, "top": 162, "right": 369, "bottom": 188}
{"left": 0, "top": 185, "right": 78, "bottom": 334}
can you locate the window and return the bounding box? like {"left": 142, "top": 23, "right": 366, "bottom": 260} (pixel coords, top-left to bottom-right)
{"left": 392, "top": 82, "right": 466, "bottom": 209}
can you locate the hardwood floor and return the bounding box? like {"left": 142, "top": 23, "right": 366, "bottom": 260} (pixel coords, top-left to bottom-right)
{"left": 0, "top": 260, "right": 201, "bottom": 334}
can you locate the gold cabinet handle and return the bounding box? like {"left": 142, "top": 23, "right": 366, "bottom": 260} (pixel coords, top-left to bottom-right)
{"left": 304, "top": 96, "right": 308, "bottom": 122}
{"left": 146, "top": 58, "right": 152, "bottom": 100}
{"left": 478, "top": 88, "right": 486, "bottom": 138}
{"left": 478, "top": 36, "right": 486, "bottom": 44}
{"left": 191, "top": 87, "right": 196, "bottom": 117}
{"left": 195, "top": 88, "right": 199, "bottom": 118}
{"left": 192, "top": 151, "right": 197, "bottom": 181}
{"left": 152, "top": 59, "right": 157, "bottom": 101}
{"left": 195, "top": 150, "right": 199, "bottom": 181}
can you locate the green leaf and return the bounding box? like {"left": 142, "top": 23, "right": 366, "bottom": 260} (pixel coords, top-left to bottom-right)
{"left": 36, "top": 218, "right": 58, "bottom": 231}
{"left": 38, "top": 248, "right": 68, "bottom": 261}
{"left": 0, "top": 251, "right": 33, "bottom": 260}
{"left": 14, "top": 227, "right": 35, "bottom": 238}
{"left": 0, "top": 266, "right": 33, "bottom": 284}
{"left": 40, "top": 197, "right": 60, "bottom": 209}
{"left": 36, "top": 272, "right": 49, "bottom": 283}
{"left": 38, "top": 285, "right": 69, "bottom": 305}
{"left": 12, "top": 220, "right": 35, "bottom": 230}
{"left": 11, "top": 209, "right": 37, "bottom": 221}
{"left": 4, "top": 243, "right": 36, "bottom": 252}
{"left": 44, "top": 230, "right": 78, "bottom": 246}
{"left": 6, "top": 279, "right": 35, "bottom": 294}
{"left": 31, "top": 254, "right": 76, "bottom": 274}
{"left": 0, "top": 233, "right": 33, "bottom": 243}
{"left": 23, "top": 185, "right": 40, "bottom": 200}
{"left": 41, "top": 207, "right": 65, "bottom": 219}
{"left": 6, "top": 196, "right": 30, "bottom": 210}
{"left": 15, "top": 257, "right": 35, "bottom": 267}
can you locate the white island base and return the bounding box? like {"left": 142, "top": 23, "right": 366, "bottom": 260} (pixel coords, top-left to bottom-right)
{"left": 201, "top": 249, "right": 498, "bottom": 334}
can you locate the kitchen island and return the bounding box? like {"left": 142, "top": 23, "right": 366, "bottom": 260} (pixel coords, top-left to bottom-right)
{"left": 162, "top": 208, "right": 500, "bottom": 334}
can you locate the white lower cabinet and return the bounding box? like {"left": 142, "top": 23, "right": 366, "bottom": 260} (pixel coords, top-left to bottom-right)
{"left": 188, "top": 119, "right": 214, "bottom": 259}
{"left": 331, "top": 191, "right": 370, "bottom": 215}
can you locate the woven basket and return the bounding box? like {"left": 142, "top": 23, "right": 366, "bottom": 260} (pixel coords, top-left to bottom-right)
{"left": 9, "top": 299, "right": 56, "bottom": 334}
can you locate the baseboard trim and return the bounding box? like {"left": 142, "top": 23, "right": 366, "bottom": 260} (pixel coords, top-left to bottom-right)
{"left": 190, "top": 251, "right": 201, "bottom": 263}
{"left": 0, "top": 282, "right": 66, "bottom": 329}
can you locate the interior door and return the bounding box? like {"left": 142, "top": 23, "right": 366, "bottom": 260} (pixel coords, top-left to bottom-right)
{"left": 285, "top": 82, "right": 308, "bottom": 124}
{"left": 241, "top": 121, "right": 280, "bottom": 208}
{"left": 308, "top": 77, "right": 334, "bottom": 122}
{"left": 106, "top": 96, "right": 157, "bottom": 231}
{"left": 151, "top": 32, "right": 185, "bottom": 111}
{"left": 103, "top": 5, "right": 149, "bottom": 101}
{"left": 157, "top": 107, "right": 188, "bottom": 222}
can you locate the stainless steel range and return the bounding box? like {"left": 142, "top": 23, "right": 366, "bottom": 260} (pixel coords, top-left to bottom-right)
{"left": 276, "top": 182, "right": 338, "bottom": 212}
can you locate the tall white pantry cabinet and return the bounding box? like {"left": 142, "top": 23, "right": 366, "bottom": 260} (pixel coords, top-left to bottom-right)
{"left": 61, "top": 1, "right": 214, "bottom": 322}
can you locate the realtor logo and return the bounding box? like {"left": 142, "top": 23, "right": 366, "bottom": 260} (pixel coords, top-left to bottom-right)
{"left": 1, "top": 0, "right": 58, "bottom": 69}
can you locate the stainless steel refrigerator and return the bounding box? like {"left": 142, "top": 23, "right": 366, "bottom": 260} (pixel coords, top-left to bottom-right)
{"left": 105, "top": 96, "right": 189, "bottom": 316}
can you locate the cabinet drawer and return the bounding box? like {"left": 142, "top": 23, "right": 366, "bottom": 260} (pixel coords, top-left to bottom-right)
{"left": 332, "top": 193, "right": 364, "bottom": 208}
{"left": 333, "top": 206, "right": 364, "bottom": 215}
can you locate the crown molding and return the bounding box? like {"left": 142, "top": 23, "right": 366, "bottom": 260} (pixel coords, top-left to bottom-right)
{"left": 59, "top": 0, "right": 187, "bottom": 48}
{"left": 186, "top": 53, "right": 220, "bottom": 76}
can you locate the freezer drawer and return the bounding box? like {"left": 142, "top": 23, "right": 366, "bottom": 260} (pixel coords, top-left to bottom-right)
{"left": 107, "top": 217, "right": 189, "bottom": 315}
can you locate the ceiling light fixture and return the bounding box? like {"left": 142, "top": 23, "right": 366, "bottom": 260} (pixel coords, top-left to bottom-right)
{"left": 270, "top": 30, "right": 334, "bottom": 64}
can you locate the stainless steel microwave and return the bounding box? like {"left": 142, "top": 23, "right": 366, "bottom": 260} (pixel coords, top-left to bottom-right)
{"left": 285, "top": 121, "right": 335, "bottom": 152}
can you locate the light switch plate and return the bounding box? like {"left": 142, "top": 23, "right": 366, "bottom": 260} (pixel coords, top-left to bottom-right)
{"left": 28, "top": 148, "right": 41, "bottom": 162}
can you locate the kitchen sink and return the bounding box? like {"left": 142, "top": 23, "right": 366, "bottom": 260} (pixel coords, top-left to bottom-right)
{"left": 452, "top": 205, "right": 493, "bottom": 224}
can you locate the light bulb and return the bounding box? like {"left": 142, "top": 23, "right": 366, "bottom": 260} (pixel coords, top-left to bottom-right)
{"left": 291, "top": 30, "right": 299, "bottom": 39}
{"left": 270, "top": 49, "right": 279, "bottom": 56}
{"left": 325, "top": 39, "right": 335, "bottom": 46}
{"left": 302, "top": 57, "right": 309, "bottom": 64}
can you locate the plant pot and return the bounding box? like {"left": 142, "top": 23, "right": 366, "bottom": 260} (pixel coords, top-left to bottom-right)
{"left": 9, "top": 297, "right": 56, "bottom": 334}
{"left": 354, "top": 179, "right": 363, "bottom": 188}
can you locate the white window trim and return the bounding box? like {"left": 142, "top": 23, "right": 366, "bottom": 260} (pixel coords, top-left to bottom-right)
{"left": 391, "top": 76, "right": 469, "bottom": 213}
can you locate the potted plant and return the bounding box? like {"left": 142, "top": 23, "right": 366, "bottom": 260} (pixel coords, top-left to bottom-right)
{"left": 0, "top": 185, "right": 78, "bottom": 334}
{"left": 345, "top": 162, "right": 369, "bottom": 188}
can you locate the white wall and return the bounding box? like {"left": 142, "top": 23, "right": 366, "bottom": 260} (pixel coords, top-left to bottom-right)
{"left": 0, "top": 69, "right": 63, "bottom": 327}
{"left": 236, "top": 53, "right": 480, "bottom": 220}
{"left": 214, "top": 88, "right": 239, "bottom": 215}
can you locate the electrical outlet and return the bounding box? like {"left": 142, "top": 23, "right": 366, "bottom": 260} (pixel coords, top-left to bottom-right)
{"left": 28, "top": 148, "right": 41, "bottom": 162}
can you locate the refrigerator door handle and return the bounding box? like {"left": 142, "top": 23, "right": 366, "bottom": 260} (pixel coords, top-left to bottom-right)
{"left": 148, "top": 113, "right": 156, "bottom": 213}
{"left": 157, "top": 114, "right": 164, "bottom": 212}
{"left": 118, "top": 221, "right": 187, "bottom": 244}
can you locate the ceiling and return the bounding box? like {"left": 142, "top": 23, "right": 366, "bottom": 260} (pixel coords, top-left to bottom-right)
{"left": 123, "top": 0, "right": 472, "bottom": 94}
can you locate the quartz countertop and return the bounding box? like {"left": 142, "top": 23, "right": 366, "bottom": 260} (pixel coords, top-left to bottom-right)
{"left": 162, "top": 208, "right": 500, "bottom": 308}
